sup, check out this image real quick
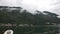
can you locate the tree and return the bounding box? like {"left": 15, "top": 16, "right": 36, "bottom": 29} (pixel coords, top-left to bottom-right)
{"left": 43, "top": 11, "right": 60, "bottom": 24}
{"left": 44, "top": 11, "right": 58, "bottom": 17}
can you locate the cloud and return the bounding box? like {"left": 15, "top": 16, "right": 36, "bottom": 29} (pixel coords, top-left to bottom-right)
{"left": 0, "top": 0, "right": 18, "bottom": 6}
{"left": 0, "top": 0, "right": 60, "bottom": 16}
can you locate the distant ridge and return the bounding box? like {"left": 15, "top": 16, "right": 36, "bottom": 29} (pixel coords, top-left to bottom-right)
{"left": 0, "top": 6, "right": 22, "bottom": 9}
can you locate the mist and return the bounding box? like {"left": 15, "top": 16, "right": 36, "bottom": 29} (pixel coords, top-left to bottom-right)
{"left": 0, "top": 0, "right": 60, "bottom": 17}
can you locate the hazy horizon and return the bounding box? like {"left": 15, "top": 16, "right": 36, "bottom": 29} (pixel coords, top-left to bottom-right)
{"left": 0, "top": 0, "right": 60, "bottom": 17}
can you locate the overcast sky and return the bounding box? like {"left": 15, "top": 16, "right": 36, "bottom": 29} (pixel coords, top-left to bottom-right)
{"left": 0, "top": 0, "right": 60, "bottom": 17}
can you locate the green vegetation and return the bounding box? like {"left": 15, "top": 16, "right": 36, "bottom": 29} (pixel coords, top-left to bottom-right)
{"left": 0, "top": 6, "right": 60, "bottom": 34}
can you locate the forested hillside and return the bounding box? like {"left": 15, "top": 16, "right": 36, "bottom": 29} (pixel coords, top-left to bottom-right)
{"left": 0, "top": 6, "right": 60, "bottom": 34}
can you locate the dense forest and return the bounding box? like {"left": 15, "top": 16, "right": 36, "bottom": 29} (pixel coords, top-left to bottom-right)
{"left": 0, "top": 6, "right": 60, "bottom": 34}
